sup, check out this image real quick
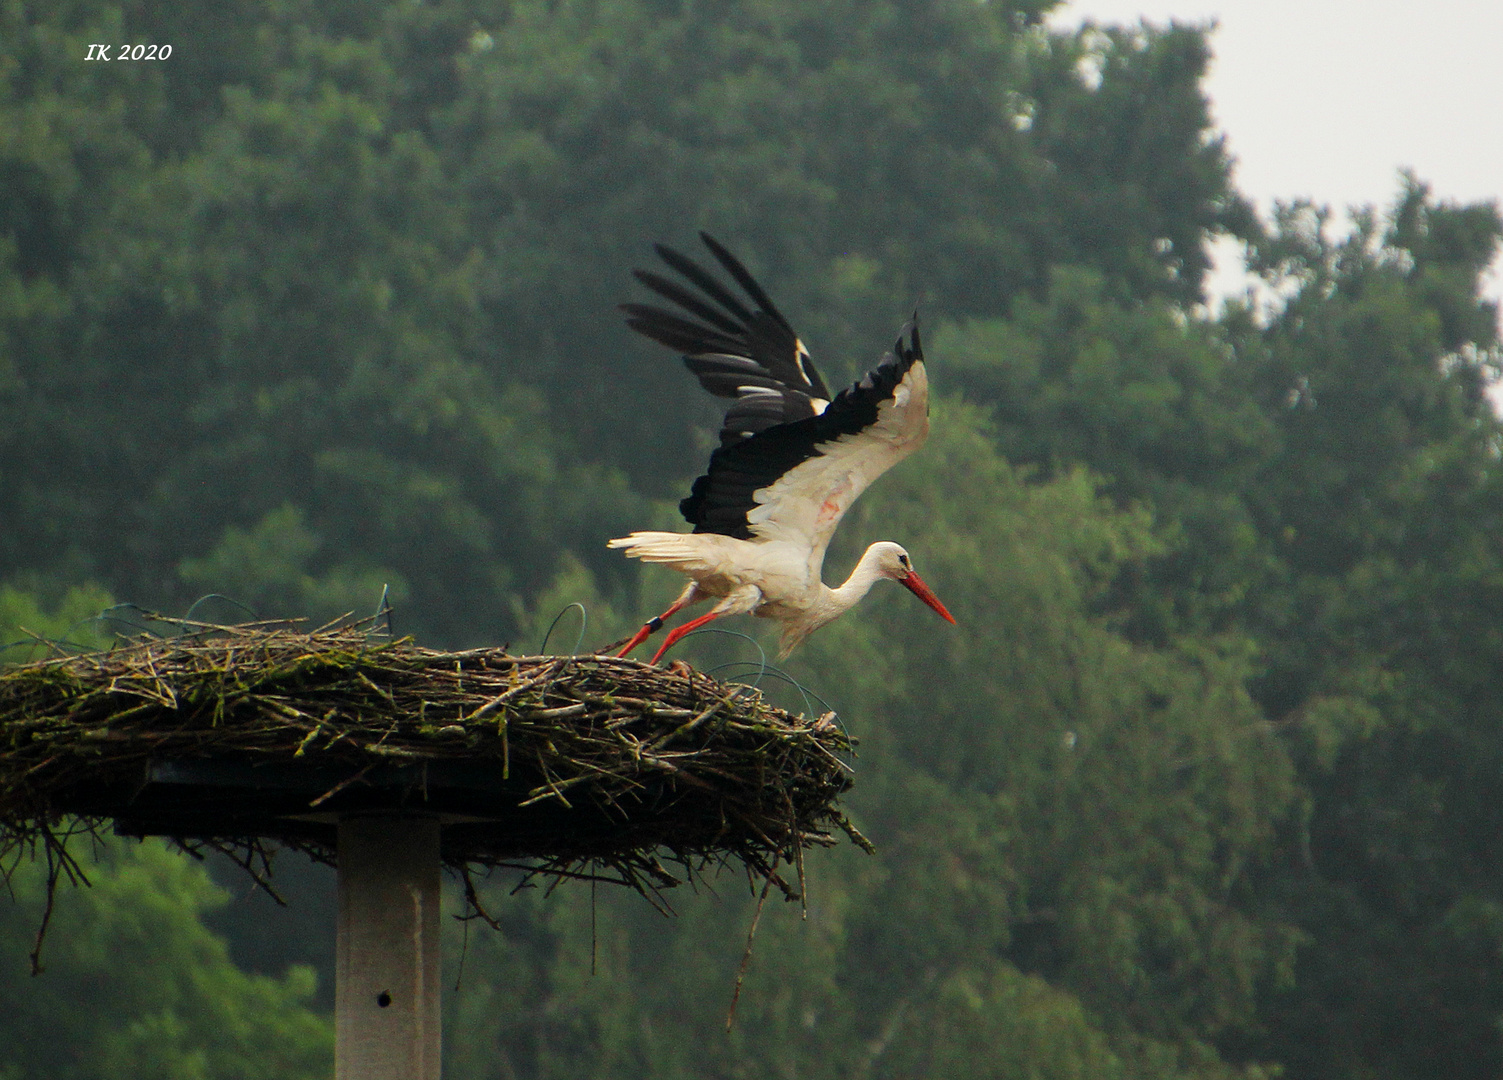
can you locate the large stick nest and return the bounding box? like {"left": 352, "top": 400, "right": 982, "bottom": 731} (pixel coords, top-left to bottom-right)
{"left": 0, "top": 620, "right": 865, "bottom": 907}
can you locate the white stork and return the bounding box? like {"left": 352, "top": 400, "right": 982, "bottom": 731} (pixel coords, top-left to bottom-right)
{"left": 608, "top": 233, "right": 955, "bottom": 664}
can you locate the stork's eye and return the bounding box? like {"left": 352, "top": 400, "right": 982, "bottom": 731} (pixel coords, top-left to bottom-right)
{"left": 898, "top": 554, "right": 910, "bottom": 569}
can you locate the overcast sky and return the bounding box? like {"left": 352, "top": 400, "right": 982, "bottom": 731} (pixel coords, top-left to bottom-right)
{"left": 1046, "top": 0, "right": 1503, "bottom": 308}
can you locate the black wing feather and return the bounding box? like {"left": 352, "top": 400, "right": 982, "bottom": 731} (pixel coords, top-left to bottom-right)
{"left": 621, "top": 235, "right": 834, "bottom": 450}
{"left": 698, "top": 232, "right": 799, "bottom": 340}
{"left": 630, "top": 269, "right": 745, "bottom": 337}
{"left": 621, "top": 303, "right": 745, "bottom": 357}
{"left": 652, "top": 243, "right": 758, "bottom": 327}
{"left": 680, "top": 322, "right": 923, "bottom": 538}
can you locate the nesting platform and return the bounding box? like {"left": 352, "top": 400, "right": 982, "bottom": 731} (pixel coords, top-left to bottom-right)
{"left": 0, "top": 621, "right": 863, "bottom": 896}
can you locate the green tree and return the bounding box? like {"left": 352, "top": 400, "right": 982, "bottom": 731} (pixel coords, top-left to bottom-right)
{"left": 933, "top": 266, "right": 1275, "bottom": 641}
{"left": 0, "top": 837, "right": 331, "bottom": 1080}
{"left": 0, "top": 0, "right": 639, "bottom": 642}
{"left": 1226, "top": 182, "right": 1503, "bottom": 1080}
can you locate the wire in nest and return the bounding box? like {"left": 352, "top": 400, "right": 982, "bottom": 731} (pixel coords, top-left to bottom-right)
{"left": 711, "top": 661, "right": 837, "bottom": 718}
{"left": 183, "top": 594, "right": 260, "bottom": 625}
{"left": 99, "top": 598, "right": 262, "bottom": 642}
{"left": 712, "top": 663, "right": 851, "bottom": 751}
{"left": 88, "top": 604, "right": 175, "bottom": 637}
{"left": 1, "top": 602, "right": 167, "bottom": 662}
{"left": 0, "top": 633, "right": 82, "bottom": 663}
{"left": 3, "top": 594, "right": 274, "bottom": 663}
{"left": 693, "top": 628, "right": 770, "bottom": 686}
{"left": 682, "top": 628, "right": 849, "bottom": 743}
{"left": 539, "top": 602, "right": 589, "bottom": 656}
{"left": 370, "top": 583, "right": 394, "bottom": 639}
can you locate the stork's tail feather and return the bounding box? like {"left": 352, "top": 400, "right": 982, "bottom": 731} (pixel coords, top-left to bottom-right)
{"left": 606, "top": 531, "right": 717, "bottom": 574}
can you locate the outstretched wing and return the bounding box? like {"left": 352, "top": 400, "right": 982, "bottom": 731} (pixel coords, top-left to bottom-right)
{"left": 681, "top": 324, "right": 930, "bottom": 568}
{"left": 621, "top": 232, "right": 832, "bottom": 447}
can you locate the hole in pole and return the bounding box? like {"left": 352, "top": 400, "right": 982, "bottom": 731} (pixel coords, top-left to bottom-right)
{"left": 377, "top": 990, "right": 392, "bottom": 1008}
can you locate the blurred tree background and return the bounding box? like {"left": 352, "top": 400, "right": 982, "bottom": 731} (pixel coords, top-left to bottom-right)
{"left": 2, "top": 0, "right": 1501, "bottom": 1077}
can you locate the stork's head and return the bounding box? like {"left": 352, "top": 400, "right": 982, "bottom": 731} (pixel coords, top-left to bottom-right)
{"left": 870, "top": 542, "right": 956, "bottom": 624}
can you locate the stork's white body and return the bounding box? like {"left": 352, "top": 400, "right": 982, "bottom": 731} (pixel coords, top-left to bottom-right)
{"left": 608, "top": 535, "right": 923, "bottom": 655}
{"left": 610, "top": 235, "right": 953, "bottom": 662}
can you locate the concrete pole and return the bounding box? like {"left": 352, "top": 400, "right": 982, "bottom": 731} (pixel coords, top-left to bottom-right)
{"left": 336, "top": 815, "right": 442, "bottom": 1080}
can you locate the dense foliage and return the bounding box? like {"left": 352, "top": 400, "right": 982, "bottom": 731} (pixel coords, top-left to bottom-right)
{"left": 2, "top": 0, "right": 1500, "bottom": 1077}
{"left": 0, "top": 839, "right": 331, "bottom": 1080}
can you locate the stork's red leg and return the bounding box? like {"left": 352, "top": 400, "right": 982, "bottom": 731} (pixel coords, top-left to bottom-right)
{"left": 614, "top": 620, "right": 664, "bottom": 658}
{"left": 616, "top": 586, "right": 697, "bottom": 657}
{"left": 648, "top": 609, "right": 725, "bottom": 664}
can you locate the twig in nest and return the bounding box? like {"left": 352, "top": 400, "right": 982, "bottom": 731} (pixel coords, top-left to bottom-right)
{"left": 727, "top": 864, "right": 777, "bottom": 1031}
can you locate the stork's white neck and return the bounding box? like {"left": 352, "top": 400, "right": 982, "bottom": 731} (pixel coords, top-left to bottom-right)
{"left": 825, "top": 543, "right": 895, "bottom": 618}
{"left": 775, "top": 541, "right": 905, "bottom": 657}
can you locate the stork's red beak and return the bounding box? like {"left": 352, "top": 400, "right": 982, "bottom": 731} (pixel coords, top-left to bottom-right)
{"left": 901, "top": 570, "right": 956, "bottom": 624}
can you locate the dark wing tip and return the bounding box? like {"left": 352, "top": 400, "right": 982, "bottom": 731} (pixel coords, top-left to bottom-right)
{"left": 695, "top": 233, "right": 795, "bottom": 334}
{"left": 624, "top": 234, "right": 834, "bottom": 400}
